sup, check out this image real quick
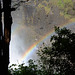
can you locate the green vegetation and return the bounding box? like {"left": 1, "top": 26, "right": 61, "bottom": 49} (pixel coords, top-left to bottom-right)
{"left": 36, "top": 0, "right": 75, "bottom": 19}
{"left": 8, "top": 27, "right": 75, "bottom": 75}
{"left": 37, "top": 26, "right": 75, "bottom": 75}
{"left": 50, "top": 0, "right": 74, "bottom": 19}
{"left": 57, "top": 0, "right": 74, "bottom": 19}
{"left": 37, "top": 0, "right": 51, "bottom": 15}
{"left": 60, "top": 11, "right": 71, "bottom": 19}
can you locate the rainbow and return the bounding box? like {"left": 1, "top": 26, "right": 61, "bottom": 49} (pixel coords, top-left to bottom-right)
{"left": 20, "top": 19, "right": 75, "bottom": 62}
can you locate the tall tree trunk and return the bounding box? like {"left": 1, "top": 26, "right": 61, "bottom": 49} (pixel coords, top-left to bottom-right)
{"left": 2, "top": 0, "right": 12, "bottom": 74}
{"left": 0, "top": 1, "right": 5, "bottom": 75}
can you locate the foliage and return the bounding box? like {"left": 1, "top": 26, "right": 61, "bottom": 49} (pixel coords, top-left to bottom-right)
{"left": 8, "top": 59, "right": 44, "bottom": 75}
{"left": 37, "top": 0, "right": 51, "bottom": 15}
{"left": 37, "top": 27, "right": 75, "bottom": 75}
{"left": 36, "top": 0, "right": 75, "bottom": 19}
{"left": 57, "top": 0, "right": 74, "bottom": 19}
{"left": 58, "top": 0, "right": 73, "bottom": 10}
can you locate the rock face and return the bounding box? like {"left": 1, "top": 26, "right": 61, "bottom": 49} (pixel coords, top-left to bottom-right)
{"left": 23, "top": 0, "right": 67, "bottom": 36}
{"left": 22, "top": 0, "right": 75, "bottom": 45}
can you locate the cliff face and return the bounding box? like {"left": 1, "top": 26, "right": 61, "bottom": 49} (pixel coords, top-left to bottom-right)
{"left": 22, "top": 0, "right": 75, "bottom": 36}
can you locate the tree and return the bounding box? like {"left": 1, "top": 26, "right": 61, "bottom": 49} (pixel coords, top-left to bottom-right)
{"left": 8, "top": 59, "right": 41, "bottom": 75}
{"left": 0, "top": 0, "right": 29, "bottom": 75}
{"left": 37, "top": 27, "right": 75, "bottom": 75}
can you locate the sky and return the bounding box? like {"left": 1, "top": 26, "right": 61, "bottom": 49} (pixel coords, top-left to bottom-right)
{"left": 9, "top": 0, "right": 75, "bottom": 65}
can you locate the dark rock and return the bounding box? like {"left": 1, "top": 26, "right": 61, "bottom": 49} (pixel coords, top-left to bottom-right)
{"left": 49, "top": 23, "right": 51, "bottom": 24}
{"left": 40, "top": 27, "right": 43, "bottom": 29}
{"left": 73, "top": 2, "right": 75, "bottom": 10}
{"left": 67, "top": 9, "right": 75, "bottom": 15}
{"left": 38, "top": 18, "right": 40, "bottom": 20}
{"left": 46, "top": 15, "right": 48, "bottom": 17}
